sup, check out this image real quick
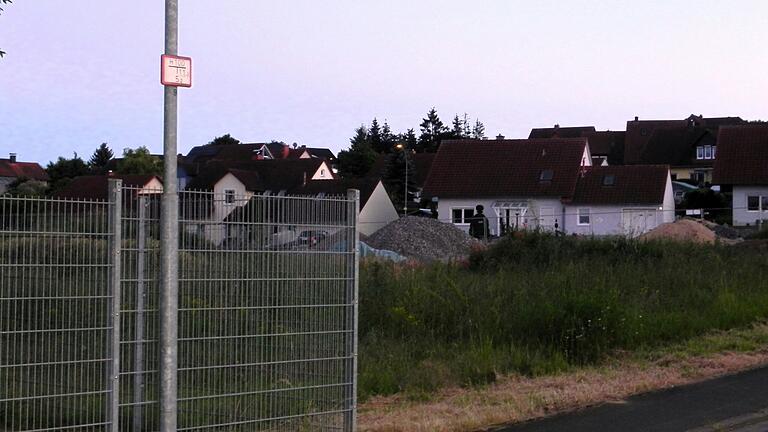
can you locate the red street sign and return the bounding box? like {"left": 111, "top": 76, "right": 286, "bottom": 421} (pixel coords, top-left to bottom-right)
{"left": 161, "top": 54, "right": 192, "bottom": 87}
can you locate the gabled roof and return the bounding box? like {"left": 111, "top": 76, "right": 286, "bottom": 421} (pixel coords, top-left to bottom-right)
{"left": 304, "top": 148, "right": 337, "bottom": 161}
{"left": 185, "top": 159, "right": 330, "bottom": 192}
{"left": 529, "top": 126, "right": 596, "bottom": 139}
{"left": 290, "top": 177, "right": 384, "bottom": 207}
{"left": 0, "top": 158, "right": 49, "bottom": 181}
{"left": 624, "top": 119, "right": 687, "bottom": 164}
{"left": 185, "top": 143, "right": 269, "bottom": 164}
{"left": 713, "top": 125, "right": 768, "bottom": 185}
{"left": 569, "top": 165, "right": 669, "bottom": 205}
{"left": 53, "top": 175, "right": 160, "bottom": 200}
{"left": 640, "top": 126, "right": 714, "bottom": 167}
{"left": 422, "top": 138, "right": 588, "bottom": 199}
{"left": 580, "top": 131, "right": 625, "bottom": 165}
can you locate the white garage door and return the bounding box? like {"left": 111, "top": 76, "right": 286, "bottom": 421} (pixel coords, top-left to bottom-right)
{"left": 622, "top": 209, "right": 657, "bottom": 237}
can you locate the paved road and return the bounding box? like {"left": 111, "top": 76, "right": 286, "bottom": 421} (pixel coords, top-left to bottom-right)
{"left": 492, "top": 366, "right": 768, "bottom": 432}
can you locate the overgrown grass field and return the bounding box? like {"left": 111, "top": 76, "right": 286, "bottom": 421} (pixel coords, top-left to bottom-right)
{"left": 358, "top": 233, "right": 768, "bottom": 400}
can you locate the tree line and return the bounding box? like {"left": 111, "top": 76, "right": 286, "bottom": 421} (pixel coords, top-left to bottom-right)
{"left": 6, "top": 143, "right": 162, "bottom": 196}
{"left": 337, "top": 107, "right": 485, "bottom": 178}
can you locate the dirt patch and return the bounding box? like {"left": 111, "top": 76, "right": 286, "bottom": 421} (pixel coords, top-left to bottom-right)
{"left": 366, "top": 216, "right": 480, "bottom": 262}
{"left": 359, "top": 333, "right": 768, "bottom": 432}
{"left": 639, "top": 219, "right": 717, "bottom": 244}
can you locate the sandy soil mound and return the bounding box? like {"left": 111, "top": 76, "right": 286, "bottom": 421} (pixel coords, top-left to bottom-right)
{"left": 366, "top": 216, "right": 479, "bottom": 261}
{"left": 639, "top": 219, "right": 717, "bottom": 244}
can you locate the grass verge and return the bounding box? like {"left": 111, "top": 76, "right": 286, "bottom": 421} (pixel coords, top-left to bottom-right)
{"left": 358, "top": 322, "right": 768, "bottom": 432}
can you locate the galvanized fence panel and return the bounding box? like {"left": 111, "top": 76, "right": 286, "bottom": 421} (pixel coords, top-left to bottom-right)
{"left": 0, "top": 194, "right": 116, "bottom": 431}
{"left": 1, "top": 186, "right": 359, "bottom": 431}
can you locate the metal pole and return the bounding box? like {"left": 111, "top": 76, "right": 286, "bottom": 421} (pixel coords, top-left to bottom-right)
{"left": 133, "top": 196, "right": 147, "bottom": 432}
{"left": 108, "top": 179, "right": 123, "bottom": 432}
{"left": 346, "top": 189, "right": 360, "bottom": 431}
{"left": 160, "top": 0, "right": 179, "bottom": 430}
{"left": 403, "top": 152, "right": 408, "bottom": 215}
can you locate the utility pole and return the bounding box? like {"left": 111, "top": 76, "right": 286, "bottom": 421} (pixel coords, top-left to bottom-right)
{"left": 159, "top": 0, "right": 179, "bottom": 430}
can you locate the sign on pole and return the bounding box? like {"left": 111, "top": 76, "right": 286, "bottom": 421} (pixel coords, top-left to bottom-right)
{"left": 161, "top": 54, "right": 192, "bottom": 87}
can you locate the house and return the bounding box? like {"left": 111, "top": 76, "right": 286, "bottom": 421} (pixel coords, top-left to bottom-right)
{"left": 623, "top": 115, "right": 745, "bottom": 184}
{"left": 53, "top": 174, "right": 162, "bottom": 200}
{"left": 422, "top": 139, "right": 673, "bottom": 237}
{"left": 564, "top": 165, "right": 674, "bottom": 236}
{"left": 292, "top": 178, "right": 399, "bottom": 236}
{"left": 184, "top": 159, "right": 335, "bottom": 244}
{"left": 0, "top": 153, "right": 49, "bottom": 193}
{"left": 712, "top": 125, "right": 768, "bottom": 226}
{"left": 580, "top": 131, "right": 625, "bottom": 166}
{"left": 422, "top": 138, "right": 593, "bottom": 235}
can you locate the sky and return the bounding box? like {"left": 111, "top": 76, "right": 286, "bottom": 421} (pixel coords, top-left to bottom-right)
{"left": 1, "top": 0, "right": 767, "bottom": 165}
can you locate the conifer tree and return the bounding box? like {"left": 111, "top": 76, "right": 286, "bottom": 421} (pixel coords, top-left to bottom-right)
{"left": 88, "top": 143, "right": 114, "bottom": 174}
{"left": 418, "top": 108, "right": 447, "bottom": 152}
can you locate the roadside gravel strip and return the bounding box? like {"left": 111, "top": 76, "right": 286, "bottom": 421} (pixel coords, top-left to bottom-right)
{"left": 358, "top": 323, "right": 768, "bottom": 432}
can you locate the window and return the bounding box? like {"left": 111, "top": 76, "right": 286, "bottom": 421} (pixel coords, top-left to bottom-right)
{"left": 320, "top": 169, "right": 326, "bottom": 177}
{"left": 451, "top": 208, "right": 475, "bottom": 224}
{"left": 539, "top": 169, "right": 554, "bottom": 182}
{"left": 578, "top": 208, "right": 591, "bottom": 226}
{"left": 712, "top": 146, "right": 717, "bottom": 158}
{"left": 224, "top": 189, "right": 235, "bottom": 204}
{"left": 763, "top": 197, "right": 768, "bottom": 212}
{"left": 602, "top": 174, "right": 616, "bottom": 186}
{"left": 704, "top": 145, "right": 712, "bottom": 159}
{"left": 747, "top": 196, "right": 760, "bottom": 212}
{"left": 696, "top": 146, "right": 704, "bottom": 160}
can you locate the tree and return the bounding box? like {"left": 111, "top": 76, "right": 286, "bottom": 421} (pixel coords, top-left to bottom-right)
{"left": 463, "top": 113, "right": 472, "bottom": 138}
{"left": 472, "top": 119, "right": 486, "bottom": 139}
{"left": 337, "top": 126, "right": 377, "bottom": 178}
{"left": 88, "top": 143, "right": 114, "bottom": 174}
{"left": 402, "top": 128, "right": 418, "bottom": 150}
{"left": 368, "top": 118, "right": 384, "bottom": 153}
{"left": 5, "top": 178, "right": 47, "bottom": 197}
{"left": 451, "top": 114, "right": 465, "bottom": 139}
{"left": 46, "top": 153, "right": 90, "bottom": 193}
{"left": 0, "top": 0, "right": 11, "bottom": 58}
{"left": 208, "top": 134, "right": 240, "bottom": 146}
{"left": 117, "top": 146, "right": 162, "bottom": 176}
{"left": 381, "top": 120, "right": 395, "bottom": 152}
{"left": 418, "top": 107, "right": 447, "bottom": 152}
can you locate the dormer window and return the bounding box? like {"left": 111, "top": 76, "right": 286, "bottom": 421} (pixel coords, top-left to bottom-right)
{"left": 539, "top": 169, "right": 554, "bottom": 182}
{"left": 602, "top": 174, "right": 616, "bottom": 186}
{"left": 696, "top": 145, "right": 715, "bottom": 160}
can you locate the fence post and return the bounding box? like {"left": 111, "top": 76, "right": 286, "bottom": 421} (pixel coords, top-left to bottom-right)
{"left": 346, "top": 189, "right": 360, "bottom": 432}
{"left": 133, "top": 195, "right": 148, "bottom": 432}
{"left": 108, "top": 179, "right": 123, "bottom": 432}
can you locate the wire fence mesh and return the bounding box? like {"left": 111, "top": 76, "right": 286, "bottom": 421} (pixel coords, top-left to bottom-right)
{"left": 0, "top": 184, "right": 359, "bottom": 432}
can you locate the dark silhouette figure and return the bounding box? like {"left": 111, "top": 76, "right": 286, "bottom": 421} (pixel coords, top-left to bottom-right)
{"left": 469, "top": 204, "right": 489, "bottom": 241}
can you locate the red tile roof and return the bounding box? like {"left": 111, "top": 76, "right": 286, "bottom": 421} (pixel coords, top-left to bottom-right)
{"left": 290, "top": 177, "right": 383, "bottom": 207}
{"left": 186, "top": 159, "right": 330, "bottom": 192}
{"left": 624, "top": 119, "right": 687, "bottom": 164}
{"left": 422, "top": 138, "right": 588, "bottom": 199}
{"left": 53, "top": 175, "right": 160, "bottom": 200}
{"left": 712, "top": 125, "right": 768, "bottom": 185}
{"left": 581, "top": 131, "right": 625, "bottom": 164}
{"left": 569, "top": 165, "right": 669, "bottom": 205}
{"left": 0, "top": 158, "right": 49, "bottom": 181}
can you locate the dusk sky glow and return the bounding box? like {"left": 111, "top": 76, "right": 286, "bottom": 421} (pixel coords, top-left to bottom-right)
{"left": 2, "top": 1, "right": 767, "bottom": 164}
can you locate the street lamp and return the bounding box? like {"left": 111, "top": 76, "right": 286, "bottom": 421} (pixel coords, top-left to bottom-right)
{"left": 395, "top": 143, "right": 408, "bottom": 215}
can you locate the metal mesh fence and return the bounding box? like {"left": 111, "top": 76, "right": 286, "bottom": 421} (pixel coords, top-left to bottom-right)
{"left": 0, "top": 195, "right": 115, "bottom": 432}
{"left": 1, "top": 184, "right": 359, "bottom": 431}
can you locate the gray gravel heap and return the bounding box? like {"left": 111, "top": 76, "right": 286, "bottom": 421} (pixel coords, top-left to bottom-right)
{"left": 366, "top": 216, "right": 479, "bottom": 261}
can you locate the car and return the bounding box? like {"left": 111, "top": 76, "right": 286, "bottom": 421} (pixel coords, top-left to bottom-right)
{"left": 296, "top": 230, "right": 328, "bottom": 246}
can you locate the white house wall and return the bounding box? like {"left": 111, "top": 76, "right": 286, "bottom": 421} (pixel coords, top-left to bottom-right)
{"left": 732, "top": 185, "right": 768, "bottom": 226}
{"left": 437, "top": 197, "right": 564, "bottom": 236}
{"left": 564, "top": 205, "right": 664, "bottom": 236}
{"left": 310, "top": 162, "right": 334, "bottom": 180}
{"left": 359, "top": 182, "right": 399, "bottom": 236}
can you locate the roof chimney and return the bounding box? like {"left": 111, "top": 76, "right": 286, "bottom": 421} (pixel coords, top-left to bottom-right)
{"left": 554, "top": 124, "right": 560, "bottom": 128}
{"left": 9, "top": 153, "right": 16, "bottom": 163}
{"left": 634, "top": 116, "right": 639, "bottom": 121}
{"left": 496, "top": 134, "right": 505, "bottom": 140}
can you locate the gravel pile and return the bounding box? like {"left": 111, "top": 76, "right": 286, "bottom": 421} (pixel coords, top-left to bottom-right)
{"left": 366, "top": 216, "right": 480, "bottom": 261}
{"left": 639, "top": 219, "right": 717, "bottom": 244}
